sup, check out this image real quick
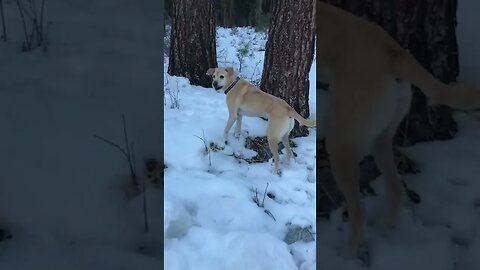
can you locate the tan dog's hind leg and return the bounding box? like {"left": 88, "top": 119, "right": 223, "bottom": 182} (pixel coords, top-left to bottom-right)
{"left": 267, "top": 135, "right": 280, "bottom": 174}
{"left": 325, "top": 75, "right": 380, "bottom": 259}
{"left": 267, "top": 116, "right": 286, "bottom": 175}
{"left": 282, "top": 134, "right": 293, "bottom": 165}
{"left": 328, "top": 142, "right": 365, "bottom": 258}
{"left": 282, "top": 118, "right": 295, "bottom": 165}
{"left": 372, "top": 131, "right": 402, "bottom": 228}
{"left": 373, "top": 80, "right": 412, "bottom": 227}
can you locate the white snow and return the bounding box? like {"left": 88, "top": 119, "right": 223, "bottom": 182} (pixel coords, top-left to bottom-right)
{"left": 0, "top": 0, "right": 163, "bottom": 269}
{"left": 318, "top": 1, "right": 480, "bottom": 269}
{"left": 164, "top": 27, "right": 317, "bottom": 270}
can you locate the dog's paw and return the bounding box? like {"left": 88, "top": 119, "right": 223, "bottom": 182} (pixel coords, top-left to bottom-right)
{"left": 271, "top": 168, "right": 282, "bottom": 177}
{"left": 375, "top": 213, "right": 397, "bottom": 230}
{"left": 340, "top": 243, "right": 370, "bottom": 266}
{"left": 340, "top": 245, "right": 357, "bottom": 260}
{"left": 358, "top": 244, "right": 371, "bottom": 267}
{"left": 283, "top": 157, "right": 294, "bottom": 166}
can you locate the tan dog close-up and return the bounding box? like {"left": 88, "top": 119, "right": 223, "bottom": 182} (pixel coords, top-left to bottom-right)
{"left": 206, "top": 67, "right": 316, "bottom": 175}
{"left": 317, "top": 1, "right": 480, "bottom": 260}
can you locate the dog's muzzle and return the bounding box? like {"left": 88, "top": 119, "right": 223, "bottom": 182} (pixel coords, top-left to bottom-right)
{"left": 213, "top": 82, "right": 223, "bottom": 91}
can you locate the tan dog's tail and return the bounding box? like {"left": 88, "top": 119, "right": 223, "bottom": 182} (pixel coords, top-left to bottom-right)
{"left": 287, "top": 107, "right": 316, "bottom": 127}
{"left": 392, "top": 48, "right": 480, "bottom": 110}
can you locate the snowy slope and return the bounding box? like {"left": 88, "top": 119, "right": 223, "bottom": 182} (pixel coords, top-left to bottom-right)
{"left": 318, "top": 1, "right": 480, "bottom": 269}
{"left": 164, "top": 27, "right": 317, "bottom": 270}
{"left": 0, "top": 0, "right": 163, "bottom": 269}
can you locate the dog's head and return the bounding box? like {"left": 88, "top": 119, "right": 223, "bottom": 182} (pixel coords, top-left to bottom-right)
{"left": 206, "top": 67, "right": 236, "bottom": 92}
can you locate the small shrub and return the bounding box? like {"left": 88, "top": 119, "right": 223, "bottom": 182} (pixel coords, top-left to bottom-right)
{"left": 15, "top": 0, "right": 51, "bottom": 52}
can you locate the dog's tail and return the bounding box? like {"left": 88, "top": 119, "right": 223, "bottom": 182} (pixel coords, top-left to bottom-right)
{"left": 391, "top": 48, "right": 480, "bottom": 110}
{"left": 287, "top": 106, "right": 316, "bottom": 127}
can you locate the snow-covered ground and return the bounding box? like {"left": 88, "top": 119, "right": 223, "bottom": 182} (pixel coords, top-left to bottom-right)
{"left": 0, "top": 0, "right": 163, "bottom": 269}
{"left": 164, "top": 27, "right": 317, "bottom": 270}
{"left": 318, "top": 1, "right": 480, "bottom": 269}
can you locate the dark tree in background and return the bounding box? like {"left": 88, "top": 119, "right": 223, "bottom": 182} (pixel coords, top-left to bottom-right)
{"left": 254, "top": 0, "right": 264, "bottom": 27}
{"left": 168, "top": 0, "right": 218, "bottom": 87}
{"left": 320, "top": 0, "right": 459, "bottom": 145}
{"left": 165, "top": 0, "right": 273, "bottom": 29}
{"left": 260, "top": 0, "right": 316, "bottom": 137}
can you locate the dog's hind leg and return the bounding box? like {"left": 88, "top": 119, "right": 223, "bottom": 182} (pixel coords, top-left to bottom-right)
{"left": 372, "top": 130, "right": 402, "bottom": 228}
{"left": 282, "top": 118, "right": 295, "bottom": 165}
{"left": 373, "top": 79, "right": 411, "bottom": 227}
{"left": 282, "top": 134, "right": 293, "bottom": 165}
{"left": 327, "top": 141, "right": 365, "bottom": 258}
{"left": 267, "top": 136, "right": 280, "bottom": 174}
{"left": 267, "top": 116, "right": 284, "bottom": 175}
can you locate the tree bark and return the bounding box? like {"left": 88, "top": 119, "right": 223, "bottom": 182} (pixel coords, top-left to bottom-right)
{"left": 260, "top": 0, "right": 316, "bottom": 137}
{"left": 168, "top": 0, "right": 218, "bottom": 88}
{"left": 395, "top": 0, "right": 459, "bottom": 145}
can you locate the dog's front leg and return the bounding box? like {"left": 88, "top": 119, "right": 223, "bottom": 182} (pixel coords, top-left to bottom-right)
{"left": 223, "top": 115, "right": 237, "bottom": 144}
{"left": 234, "top": 114, "right": 242, "bottom": 139}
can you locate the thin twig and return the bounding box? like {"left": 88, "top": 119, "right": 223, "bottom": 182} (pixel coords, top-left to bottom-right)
{"left": 130, "top": 141, "right": 137, "bottom": 176}
{"left": 261, "top": 182, "right": 269, "bottom": 207}
{"left": 254, "top": 188, "right": 259, "bottom": 206}
{"left": 39, "top": 0, "right": 45, "bottom": 45}
{"left": 15, "top": 0, "right": 48, "bottom": 51}
{"left": 264, "top": 209, "right": 276, "bottom": 221}
{"left": 94, "top": 135, "right": 129, "bottom": 158}
{"left": 122, "top": 115, "right": 138, "bottom": 186}
{"left": 318, "top": 181, "right": 340, "bottom": 208}
{"left": 18, "top": 1, "right": 34, "bottom": 20}
{"left": 142, "top": 176, "right": 149, "bottom": 232}
{"left": 16, "top": 0, "right": 31, "bottom": 51}
{"left": 27, "top": 0, "right": 41, "bottom": 43}
{"left": 93, "top": 116, "right": 138, "bottom": 187}
{"left": 132, "top": 143, "right": 149, "bottom": 233}
{"left": 194, "top": 129, "right": 211, "bottom": 166}
{"left": 42, "top": 21, "right": 51, "bottom": 52}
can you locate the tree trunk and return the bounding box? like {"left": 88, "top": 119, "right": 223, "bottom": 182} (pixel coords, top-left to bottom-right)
{"left": 254, "top": 0, "right": 263, "bottom": 27}
{"left": 168, "top": 0, "right": 218, "bottom": 88}
{"left": 222, "top": 0, "right": 228, "bottom": 27}
{"left": 395, "top": 0, "right": 459, "bottom": 145}
{"left": 260, "top": 0, "right": 316, "bottom": 137}
{"left": 228, "top": 0, "right": 236, "bottom": 27}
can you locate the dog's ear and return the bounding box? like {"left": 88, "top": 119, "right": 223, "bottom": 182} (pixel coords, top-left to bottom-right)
{"left": 225, "top": 67, "right": 234, "bottom": 75}
{"left": 206, "top": 68, "right": 215, "bottom": 76}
